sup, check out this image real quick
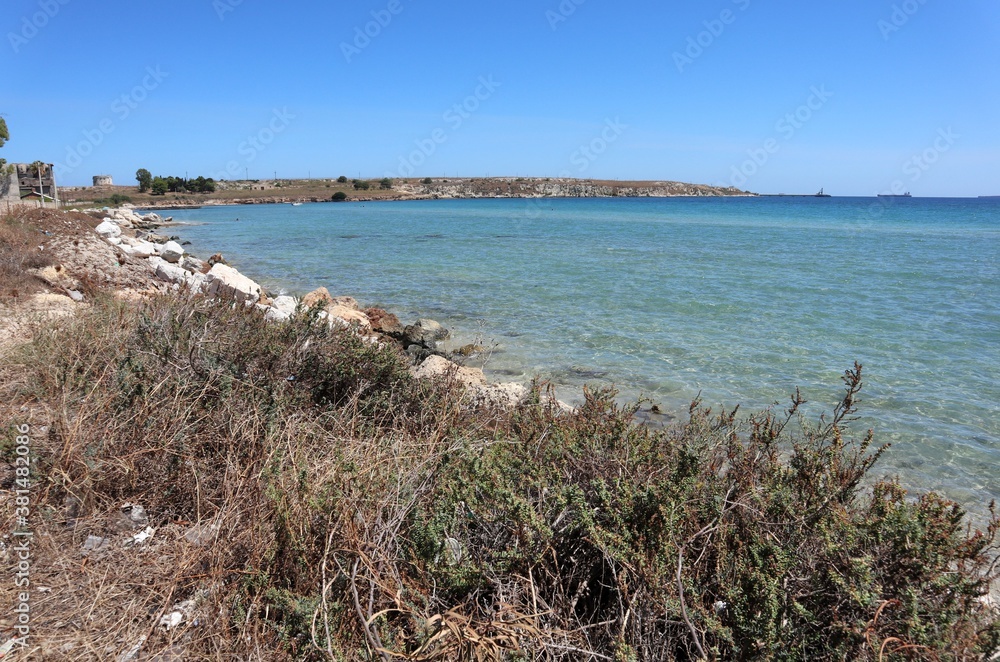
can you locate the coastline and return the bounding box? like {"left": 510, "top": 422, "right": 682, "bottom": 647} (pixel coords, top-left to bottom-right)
{"left": 1, "top": 205, "right": 558, "bottom": 413}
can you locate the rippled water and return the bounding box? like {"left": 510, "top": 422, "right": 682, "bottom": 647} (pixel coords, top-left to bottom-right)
{"left": 160, "top": 196, "right": 1000, "bottom": 512}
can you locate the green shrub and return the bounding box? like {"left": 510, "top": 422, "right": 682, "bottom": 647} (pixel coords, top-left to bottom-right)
{"left": 331, "top": 191, "right": 347, "bottom": 202}
{"left": 93, "top": 193, "right": 132, "bottom": 207}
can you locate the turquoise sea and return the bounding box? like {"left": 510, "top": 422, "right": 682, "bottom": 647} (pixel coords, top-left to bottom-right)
{"left": 161, "top": 197, "right": 1000, "bottom": 513}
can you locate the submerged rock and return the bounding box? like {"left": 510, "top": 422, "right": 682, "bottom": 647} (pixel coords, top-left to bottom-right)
{"left": 403, "top": 318, "right": 450, "bottom": 348}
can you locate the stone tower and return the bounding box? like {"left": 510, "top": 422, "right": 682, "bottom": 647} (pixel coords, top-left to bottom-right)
{"left": 93, "top": 174, "right": 114, "bottom": 187}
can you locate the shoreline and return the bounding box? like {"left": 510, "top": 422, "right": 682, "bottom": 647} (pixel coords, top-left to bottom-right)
{"left": 7, "top": 206, "right": 567, "bottom": 414}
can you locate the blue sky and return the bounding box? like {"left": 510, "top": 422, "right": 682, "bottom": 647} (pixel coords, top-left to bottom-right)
{"left": 3, "top": 0, "right": 998, "bottom": 196}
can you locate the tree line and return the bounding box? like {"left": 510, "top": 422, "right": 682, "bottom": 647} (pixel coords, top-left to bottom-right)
{"left": 136, "top": 169, "right": 216, "bottom": 195}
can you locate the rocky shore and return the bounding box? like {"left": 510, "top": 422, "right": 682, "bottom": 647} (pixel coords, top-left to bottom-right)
{"left": 8, "top": 206, "right": 547, "bottom": 412}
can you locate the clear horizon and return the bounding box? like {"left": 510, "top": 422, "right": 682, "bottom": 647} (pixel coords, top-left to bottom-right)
{"left": 3, "top": 0, "right": 998, "bottom": 197}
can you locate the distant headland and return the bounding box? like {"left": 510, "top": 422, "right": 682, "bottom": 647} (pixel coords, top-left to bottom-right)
{"left": 58, "top": 176, "right": 751, "bottom": 209}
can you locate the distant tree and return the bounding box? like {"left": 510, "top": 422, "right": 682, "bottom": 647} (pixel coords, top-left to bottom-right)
{"left": 0, "top": 117, "right": 8, "bottom": 171}
{"left": 331, "top": 191, "right": 348, "bottom": 202}
{"left": 422, "top": 177, "right": 433, "bottom": 185}
{"left": 379, "top": 178, "right": 393, "bottom": 190}
{"left": 337, "top": 175, "right": 348, "bottom": 183}
{"left": 151, "top": 177, "right": 168, "bottom": 196}
{"left": 353, "top": 180, "right": 371, "bottom": 191}
{"left": 136, "top": 168, "right": 152, "bottom": 192}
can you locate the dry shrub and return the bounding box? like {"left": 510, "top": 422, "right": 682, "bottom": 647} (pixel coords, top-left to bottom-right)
{"left": 0, "top": 294, "right": 997, "bottom": 661}
{"left": 0, "top": 209, "right": 53, "bottom": 299}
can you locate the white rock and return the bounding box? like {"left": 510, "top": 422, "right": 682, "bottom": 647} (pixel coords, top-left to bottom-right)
{"left": 412, "top": 355, "right": 487, "bottom": 389}
{"left": 161, "top": 241, "right": 184, "bottom": 264}
{"left": 95, "top": 220, "right": 122, "bottom": 238}
{"left": 184, "top": 271, "right": 208, "bottom": 293}
{"left": 205, "top": 263, "right": 262, "bottom": 303}
{"left": 271, "top": 295, "right": 297, "bottom": 316}
{"left": 149, "top": 256, "right": 188, "bottom": 284}
{"left": 265, "top": 307, "right": 291, "bottom": 323}
{"left": 181, "top": 256, "right": 205, "bottom": 273}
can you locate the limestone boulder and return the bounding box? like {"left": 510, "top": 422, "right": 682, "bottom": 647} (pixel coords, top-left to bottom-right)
{"left": 204, "top": 263, "right": 262, "bottom": 302}
{"left": 149, "top": 256, "right": 188, "bottom": 285}
{"left": 323, "top": 305, "right": 371, "bottom": 330}
{"left": 301, "top": 286, "right": 333, "bottom": 309}
{"left": 366, "top": 308, "right": 404, "bottom": 336}
{"left": 95, "top": 220, "right": 122, "bottom": 238}
{"left": 411, "top": 355, "right": 487, "bottom": 390}
{"left": 270, "top": 295, "right": 298, "bottom": 317}
{"left": 161, "top": 241, "right": 185, "bottom": 264}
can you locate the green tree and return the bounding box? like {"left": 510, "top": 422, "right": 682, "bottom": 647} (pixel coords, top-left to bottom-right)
{"left": 0, "top": 117, "right": 8, "bottom": 171}
{"left": 422, "top": 177, "right": 433, "bottom": 185}
{"left": 331, "top": 191, "right": 347, "bottom": 202}
{"left": 337, "top": 175, "right": 348, "bottom": 183}
{"left": 353, "top": 180, "right": 370, "bottom": 191}
{"left": 151, "top": 177, "right": 168, "bottom": 196}
{"left": 379, "top": 178, "right": 393, "bottom": 190}
{"left": 136, "top": 168, "right": 152, "bottom": 193}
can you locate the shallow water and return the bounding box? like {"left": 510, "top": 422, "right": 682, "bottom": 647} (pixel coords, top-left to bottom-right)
{"left": 160, "top": 196, "right": 1000, "bottom": 514}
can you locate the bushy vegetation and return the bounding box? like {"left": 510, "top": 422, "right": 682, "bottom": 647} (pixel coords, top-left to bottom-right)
{"left": 2, "top": 291, "right": 998, "bottom": 660}
{"left": 0, "top": 209, "right": 53, "bottom": 299}
{"left": 353, "top": 179, "right": 371, "bottom": 191}
{"left": 332, "top": 191, "right": 348, "bottom": 202}
{"left": 93, "top": 193, "right": 133, "bottom": 207}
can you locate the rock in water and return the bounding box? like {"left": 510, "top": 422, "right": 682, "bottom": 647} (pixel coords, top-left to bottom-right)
{"left": 403, "top": 319, "right": 450, "bottom": 348}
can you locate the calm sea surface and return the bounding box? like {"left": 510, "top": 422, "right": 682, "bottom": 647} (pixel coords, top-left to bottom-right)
{"left": 160, "top": 197, "right": 1000, "bottom": 513}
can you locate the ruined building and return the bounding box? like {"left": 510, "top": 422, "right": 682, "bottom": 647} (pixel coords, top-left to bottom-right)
{"left": 1, "top": 162, "right": 59, "bottom": 211}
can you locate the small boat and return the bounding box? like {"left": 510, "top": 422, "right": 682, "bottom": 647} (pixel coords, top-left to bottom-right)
{"left": 877, "top": 192, "right": 911, "bottom": 198}
{"left": 291, "top": 202, "right": 303, "bottom": 206}
{"left": 815, "top": 188, "right": 831, "bottom": 197}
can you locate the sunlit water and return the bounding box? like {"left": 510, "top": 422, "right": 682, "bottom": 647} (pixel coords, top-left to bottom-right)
{"left": 158, "top": 197, "right": 1000, "bottom": 514}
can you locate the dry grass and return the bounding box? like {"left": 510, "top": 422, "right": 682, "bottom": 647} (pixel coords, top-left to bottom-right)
{"left": 0, "top": 209, "right": 53, "bottom": 300}
{"left": 1, "top": 293, "right": 998, "bottom": 660}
